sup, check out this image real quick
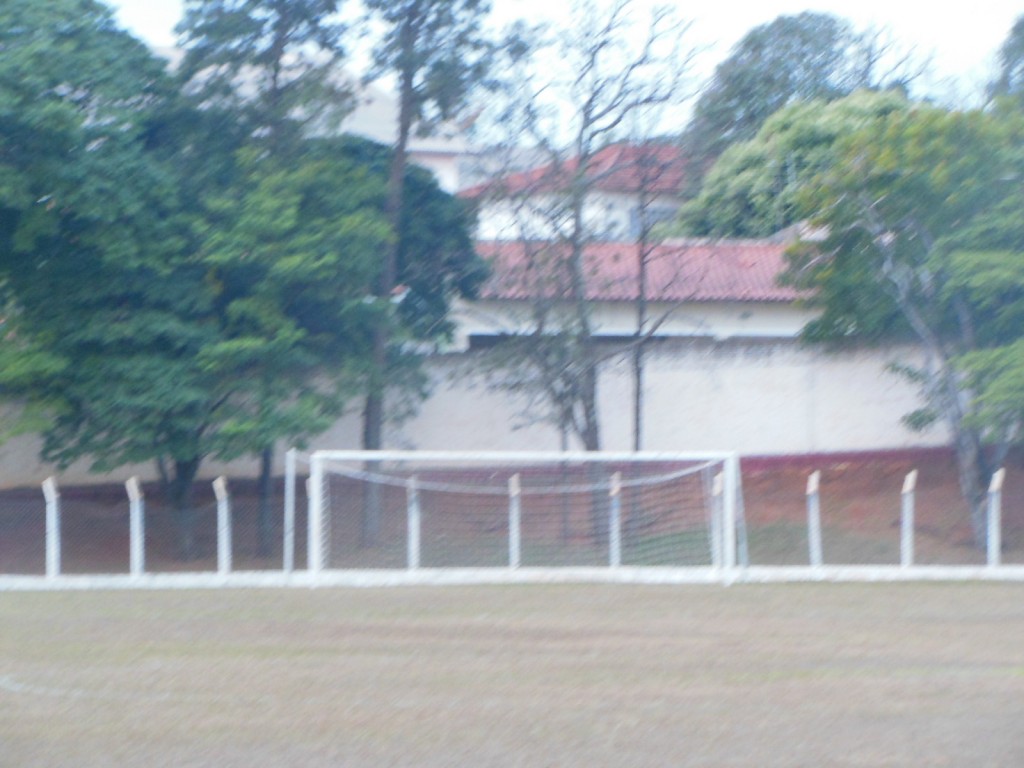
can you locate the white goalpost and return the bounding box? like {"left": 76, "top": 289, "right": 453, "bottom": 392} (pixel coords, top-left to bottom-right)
{"left": 305, "top": 450, "right": 743, "bottom": 575}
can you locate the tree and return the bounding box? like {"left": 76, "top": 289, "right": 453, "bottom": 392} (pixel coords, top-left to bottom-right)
{"left": 989, "top": 15, "right": 1024, "bottom": 109}
{"left": 615, "top": 139, "right": 689, "bottom": 450}
{"left": 176, "top": 0, "right": 489, "bottom": 550}
{"left": 187, "top": 140, "right": 395, "bottom": 554}
{"left": 336, "top": 137, "right": 486, "bottom": 348}
{"left": 360, "top": 0, "right": 493, "bottom": 444}
{"left": 0, "top": 0, "right": 193, "bottom": 470}
{"left": 944, "top": 172, "right": 1024, "bottom": 451}
{"left": 480, "top": 0, "right": 692, "bottom": 453}
{"left": 0, "top": 1, "right": 215, "bottom": 555}
{"left": 342, "top": 133, "right": 487, "bottom": 548}
{"left": 0, "top": 0, "right": 172, "bottom": 237}
{"left": 783, "top": 105, "right": 1024, "bottom": 545}
{"left": 1, "top": 0, "right": 482, "bottom": 558}
{"left": 357, "top": 0, "right": 495, "bottom": 545}
{"left": 683, "top": 12, "right": 918, "bottom": 185}
{"left": 176, "top": 0, "right": 350, "bottom": 145}
{"left": 176, "top": 0, "right": 360, "bottom": 550}
{"left": 676, "top": 89, "right": 911, "bottom": 238}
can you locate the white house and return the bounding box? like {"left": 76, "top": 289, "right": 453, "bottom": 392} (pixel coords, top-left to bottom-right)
{"left": 461, "top": 142, "right": 688, "bottom": 241}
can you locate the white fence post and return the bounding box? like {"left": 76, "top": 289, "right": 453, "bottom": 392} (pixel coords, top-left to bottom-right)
{"left": 987, "top": 468, "right": 1005, "bottom": 568}
{"left": 710, "top": 473, "right": 724, "bottom": 569}
{"left": 509, "top": 473, "right": 521, "bottom": 569}
{"left": 733, "top": 465, "right": 748, "bottom": 568}
{"left": 609, "top": 472, "right": 622, "bottom": 568}
{"left": 42, "top": 477, "right": 60, "bottom": 579}
{"left": 722, "top": 455, "right": 739, "bottom": 570}
{"left": 806, "top": 471, "right": 823, "bottom": 568}
{"left": 214, "top": 477, "right": 231, "bottom": 576}
{"left": 126, "top": 477, "right": 145, "bottom": 576}
{"left": 407, "top": 476, "right": 421, "bottom": 570}
{"left": 900, "top": 470, "right": 917, "bottom": 568}
{"left": 308, "top": 457, "right": 324, "bottom": 576}
{"left": 283, "top": 448, "right": 297, "bottom": 574}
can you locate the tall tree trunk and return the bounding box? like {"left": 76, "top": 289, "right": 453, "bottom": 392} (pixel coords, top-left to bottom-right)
{"left": 365, "top": 13, "right": 416, "bottom": 443}
{"left": 931, "top": 363, "right": 992, "bottom": 550}
{"left": 632, "top": 344, "right": 644, "bottom": 452}
{"left": 155, "top": 455, "right": 172, "bottom": 502}
{"left": 950, "top": 426, "right": 990, "bottom": 549}
{"left": 580, "top": 360, "right": 601, "bottom": 452}
{"left": 580, "top": 360, "right": 608, "bottom": 545}
{"left": 361, "top": 14, "right": 418, "bottom": 547}
{"left": 633, "top": 208, "right": 651, "bottom": 452}
{"left": 170, "top": 456, "right": 201, "bottom": 561}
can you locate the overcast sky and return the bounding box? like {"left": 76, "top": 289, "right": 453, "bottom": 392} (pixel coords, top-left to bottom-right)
{"left": 106, "top": 0, "right": 1021, "bottom": 103}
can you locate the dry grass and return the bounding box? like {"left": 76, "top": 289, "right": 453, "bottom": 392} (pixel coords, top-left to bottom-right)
{"left": 2, "top": 583, "right": 1024, "bottom": 766}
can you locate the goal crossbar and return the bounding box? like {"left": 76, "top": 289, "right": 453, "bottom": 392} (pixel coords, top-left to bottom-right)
{"left": 310, "top": 450, "right": 738, "bottom": 463}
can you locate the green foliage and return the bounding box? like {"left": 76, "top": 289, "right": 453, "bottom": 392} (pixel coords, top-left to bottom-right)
{"left": 1, "top": 239, "right": 217, "bottom": 471}
{"left": 958, "top": 341, "right": 1024, "bottom": 440}
{"left": 191, "top": 139, "right": 393, "bottom": 459}
{"left": 781, "top": 104, "right": 1024, "bottom": 530}
{"left": 0, "top": 0, "right": 198, "bottom": 472}
{"left": 786, "top": 107, "right": 1021, "bottom": 346}
{"left": 678, "top": 90, "right": 911, "bottom": 237}
{"left": 363, "top": 0, "right": 494, "bottom": 134}
{"left": 945, "top": 187, "right": 1024, "bottom": 440}
{"left": 683, "top": 12, "right": 910, "bottom": 180}
{"left": 176, "top": 0, "right": 350, "bottom": 143}
{"left": 0, "top": 0, "right": 174, "bottom": 245}
{"left": 0, "top": 0, "right": 482, "bottom": 494}
{"left": 989, "top": 15, "right": 1024, "bottom": 109}
{"left": 334, "top": 137, "right": 486, "bottom": 341}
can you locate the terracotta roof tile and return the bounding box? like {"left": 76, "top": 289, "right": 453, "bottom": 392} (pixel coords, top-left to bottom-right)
{"left": 476, "top": 239, "right": 800, "bottom": 303}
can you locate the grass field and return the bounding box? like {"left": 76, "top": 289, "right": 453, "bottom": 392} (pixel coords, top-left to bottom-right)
{"left": 2, "top": 584, "right": 1024, "bottom": 767}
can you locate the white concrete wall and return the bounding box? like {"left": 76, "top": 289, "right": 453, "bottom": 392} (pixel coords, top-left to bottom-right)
{"left": 623, "top": 341, "right": 940, "bottom": 454}
{"left": 0, "top": 340, "right": 945, "bottom": 488}
{"left": 386, "top": 341, "right": 945, "bottom": 456}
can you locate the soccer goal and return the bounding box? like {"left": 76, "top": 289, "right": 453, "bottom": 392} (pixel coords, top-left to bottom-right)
{"left": 306, "top": 451, "right": 742, "bottom": 573}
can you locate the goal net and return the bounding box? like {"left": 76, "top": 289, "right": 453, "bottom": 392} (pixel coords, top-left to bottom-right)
{"left": 307, "top": 451, "right": 741, "bottom": 571}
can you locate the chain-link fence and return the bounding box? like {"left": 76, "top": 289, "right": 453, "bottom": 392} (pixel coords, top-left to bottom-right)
{"left": 0, "top": 460, "right": 309, "bottom": 577}
{"left": 1, "top": 450, "right": 1020, "bottom": 581}
{"left": 0, "top": 488, "right": 46, "bottom": 575}
{"left": 741, "top": 454, "right": 1019, "bottom": 568}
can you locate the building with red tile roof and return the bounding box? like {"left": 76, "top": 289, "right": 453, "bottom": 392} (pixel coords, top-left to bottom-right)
{"left": 460, "top": 142, "right": 689, "bottom": 199}
{"left": 462, "top": 142, "right": 690, "bottom": 242}
{"left": 452, "top": 237, "right": 813, "bottom": 349}
{"left": 475, "top": 239, "right": 800, "bottom": 304}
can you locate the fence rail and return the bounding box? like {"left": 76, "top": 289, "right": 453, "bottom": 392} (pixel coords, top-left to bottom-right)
{"left": 1, "top": 453, "right": 1021, "bottom": 588}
